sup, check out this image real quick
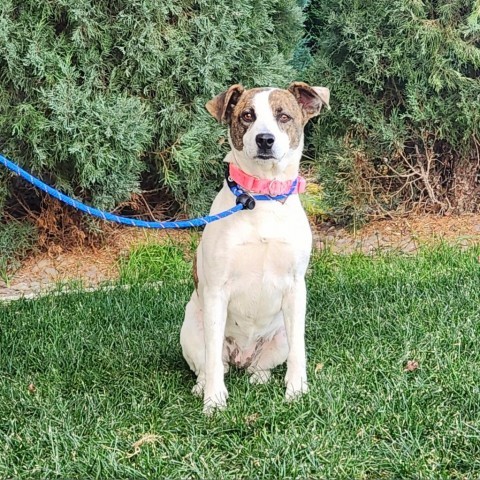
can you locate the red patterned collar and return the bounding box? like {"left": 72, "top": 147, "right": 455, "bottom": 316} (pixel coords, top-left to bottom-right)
{"left": 228, "top": 163, "right": 306, "bottom": 196}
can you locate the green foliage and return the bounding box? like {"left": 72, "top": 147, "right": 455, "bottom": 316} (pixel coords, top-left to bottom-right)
{"left": 0, "top": 221, "right": 37, "bottom": 284}
{"left": 0, "top": 0, "right": 305, "bottom": 217}
{"left": 305, "top": 0, "right": 480, "bottom": 222}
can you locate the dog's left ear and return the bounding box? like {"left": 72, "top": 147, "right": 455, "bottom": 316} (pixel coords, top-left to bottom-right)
{"left": 288, "top": 82, "right": 330, "bottom": 123}
{"left": 206, "top": 84, "right": 245, "bottom": 123}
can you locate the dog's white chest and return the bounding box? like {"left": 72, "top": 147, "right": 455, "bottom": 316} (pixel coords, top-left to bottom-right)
{"left": 198, "top": 189, "right": 312, "bottom": 342}
{"left": 233, "top": 225, "right": 303, "bottom": 281}
{"left": 226, "top": 237, "right": 299, "bottom": 331}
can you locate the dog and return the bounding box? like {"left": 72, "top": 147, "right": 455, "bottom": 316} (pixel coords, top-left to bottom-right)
{"left": 180, "top": 82, "right": 330, "bottom": 413}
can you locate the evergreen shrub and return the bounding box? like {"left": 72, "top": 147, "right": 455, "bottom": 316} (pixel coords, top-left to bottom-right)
{"left": 305, "top": 0, "right": 480, "bottom": 222}
{"left": 0, "top": 0, "right": 304, "bottom": 221}
{"left": 0, "top": 221, "right": 37, "bottom": 283}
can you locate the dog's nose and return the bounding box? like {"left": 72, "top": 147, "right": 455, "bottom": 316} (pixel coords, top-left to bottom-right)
{"left": 256, "top": 133, "right": 275, "bottom": 150}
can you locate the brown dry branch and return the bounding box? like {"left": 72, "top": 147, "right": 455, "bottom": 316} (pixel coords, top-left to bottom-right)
{"left": 354, "top": 131, "right": 480, "bottom": 220}
{"left": 125, "top": 434, "right": 162, "bottom": 459}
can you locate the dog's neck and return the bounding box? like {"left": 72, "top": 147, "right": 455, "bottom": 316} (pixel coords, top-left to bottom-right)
{"left": 225, "top": 150, "right": 301, "bottom": 182}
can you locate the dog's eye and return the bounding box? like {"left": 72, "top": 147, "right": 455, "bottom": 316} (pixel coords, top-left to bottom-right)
{"left": 278, "top": 113, "right": 291, "bottom": 123}
{"left": 241, "top": 111, "right": 254, "bottom": 123}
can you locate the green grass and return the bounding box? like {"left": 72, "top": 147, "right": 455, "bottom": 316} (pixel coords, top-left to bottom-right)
{"left": 118, "top": 240, "right": 193, "bottom": 285}
{"left": 1, "top": 244, "right": 480, "bottom": 478}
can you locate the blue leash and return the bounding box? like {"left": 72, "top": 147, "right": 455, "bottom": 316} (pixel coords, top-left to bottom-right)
{"left": 0, "top": 153, "right": 296, "bottom": 229}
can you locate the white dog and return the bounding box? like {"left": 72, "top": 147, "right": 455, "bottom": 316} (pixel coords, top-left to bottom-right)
{"left": 180, "top": 82, "right": 330, "bottom": 413}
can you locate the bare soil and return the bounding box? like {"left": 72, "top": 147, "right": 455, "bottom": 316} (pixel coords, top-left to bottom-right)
{"left": 0, "top": 229, "right": 190, "bottom": 300}
{"left": 315, "top": 213, "right": 480, "bottom": 253}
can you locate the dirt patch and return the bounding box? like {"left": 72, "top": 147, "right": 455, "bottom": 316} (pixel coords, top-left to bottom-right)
{"left": 2, "top": 214, "right": 480, "bottom": 301}
{"left": 0, "top": 228, "right": 193, "bottom": 301}
{"left": 315, "top": 213, "right": 480, "bottom": 254}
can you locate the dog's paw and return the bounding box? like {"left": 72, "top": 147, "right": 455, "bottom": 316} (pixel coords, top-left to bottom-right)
{"left": 203, "top": 387, "right": 228, "bottom": 415}
{"left": 249, "top": 370, "right": 272, "bottom": 385}
{"left": 192, "top": 381, "right": 205, "bottom": 397}
{"left": 285, "top": 373, "right": 308, "bottom": 402}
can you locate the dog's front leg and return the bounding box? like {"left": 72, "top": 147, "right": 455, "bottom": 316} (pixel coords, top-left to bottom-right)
{"left": 282, "top": 278, "right": 308, "bottom": 401}
{"left": 202, "top": 288, "right": 228, "bottom": 414}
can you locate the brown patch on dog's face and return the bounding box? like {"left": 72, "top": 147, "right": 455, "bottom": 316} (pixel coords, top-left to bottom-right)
{"left": 267, "top": 89, "right": 304, "bottom": 150}
{"left": 229, "top": 88, "right": 270, "bottom": 151}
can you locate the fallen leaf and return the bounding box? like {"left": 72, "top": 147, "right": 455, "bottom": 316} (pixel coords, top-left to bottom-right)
{"left": 245, "top": 413, "right": 259, "bottom": 425}
{"left": 404, "top": 360, "right": 419, "bottom": 372}
{"left": 315, "top": 363, "right": 324, "bottom": 374}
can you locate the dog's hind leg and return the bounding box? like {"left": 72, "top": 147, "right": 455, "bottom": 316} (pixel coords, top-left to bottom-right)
{"left": 180, "top": 294, "right": 207, "bottom": 397}
{"left": 248, "top": 327, "right": 289, "bottom": 385}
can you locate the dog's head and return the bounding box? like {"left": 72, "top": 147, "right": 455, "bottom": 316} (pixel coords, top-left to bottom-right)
{"left": 206, "top": 82, "right": 329, "bottom": 177}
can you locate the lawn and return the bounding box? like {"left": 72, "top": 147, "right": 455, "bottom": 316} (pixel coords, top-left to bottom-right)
{"left": 1, "top": 243, "right": 480, "bottom": 479}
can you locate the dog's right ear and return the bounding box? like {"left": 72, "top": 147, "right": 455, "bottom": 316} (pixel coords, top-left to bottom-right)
{"left": 206, "top": 84, "right": 245, "bottom": 123}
